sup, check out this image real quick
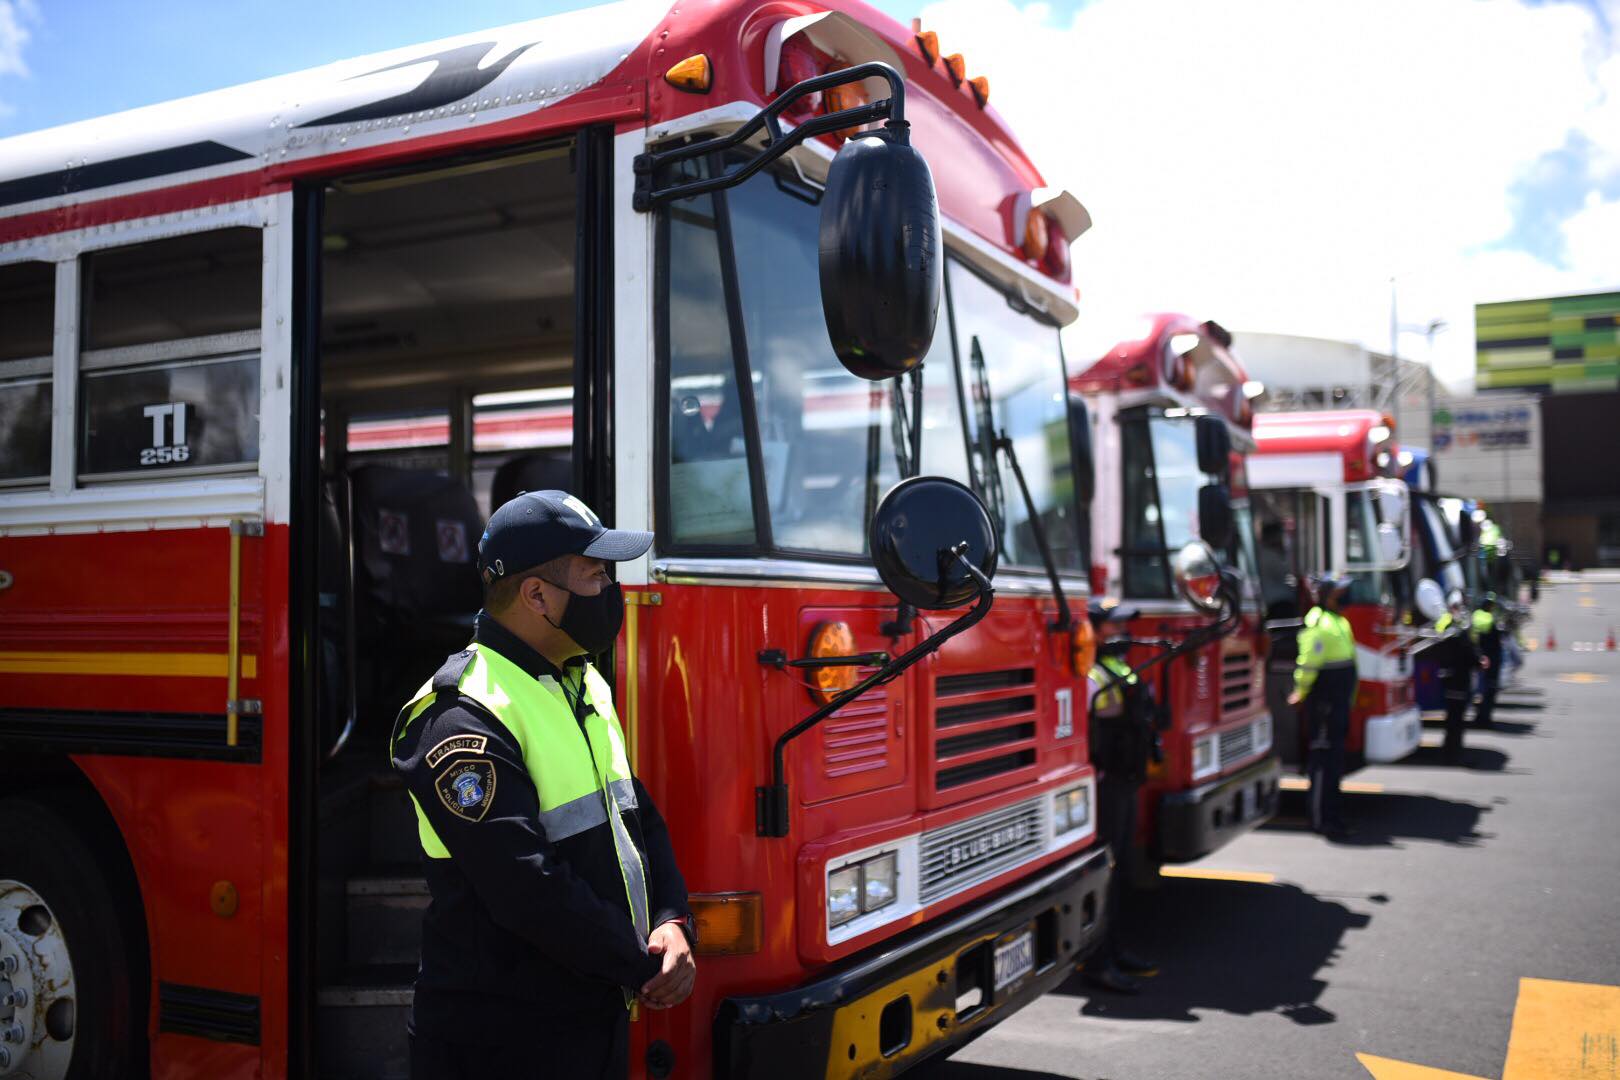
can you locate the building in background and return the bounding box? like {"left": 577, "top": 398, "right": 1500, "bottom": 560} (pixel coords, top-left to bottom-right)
{"left": 1476, "top": 291, "right": 1620, "bottom": 394}
{"left": 1474, "top": 291, "right": 1620, "bottom": 568}
{"left": 1430, "top": 396, "right": 1543, "bottom": 565}
{"left": 1233, "top": 331, "right": 1447, "bottom": 449}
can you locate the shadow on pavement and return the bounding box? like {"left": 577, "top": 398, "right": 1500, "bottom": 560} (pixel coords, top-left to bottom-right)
{"left": 1267, "top": 790, "right": 1494, "bottom": 847}
{"left": 1401, "top": 744, "right": 1514, "bottom": 771}
{"left": 913, "top": 1064, "right": 1083, "bottom": 1080}
{"left": 1049, "top": 877, "right": 1370, "bottom": 1026}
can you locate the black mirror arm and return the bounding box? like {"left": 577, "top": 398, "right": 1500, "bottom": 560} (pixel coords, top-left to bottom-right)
{"left": 994, "top": 430, "right": 1074, "bottom": 632}
{"left": 758, "top": 546, "right": 995, "bottom": 837}
{"left": 634, "top": 62, "right": 907, "bottom": 211}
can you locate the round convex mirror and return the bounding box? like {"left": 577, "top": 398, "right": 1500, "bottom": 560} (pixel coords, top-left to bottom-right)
{"left": 819, "top": 130, "right": 942, "bottom": 380}
{"left": 1415, "top": 578, "right": 1446, "bottom": 623}
{"left": 869, "top": 476, "right": 997, "bottom": 610}
{"left": 1173, "top": 540, "right": 1225, "bottom": 613}
{"left": 1377, "top": 521, "right": 1405, "bottom": 565}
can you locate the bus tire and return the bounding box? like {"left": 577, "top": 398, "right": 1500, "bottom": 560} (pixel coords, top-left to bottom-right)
{"left": 0, "top": 796, "right": 144, "bottom": 1080}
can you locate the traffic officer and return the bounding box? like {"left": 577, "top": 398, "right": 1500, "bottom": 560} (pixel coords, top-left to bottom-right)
{"left": 1472, "top": 594, "right": 1503, "bottom": 728}
{"left": 392, "top": 490, "right": 696, "bottom": 1079}
{"left": 1286, "top": 574, "right": 1358, "bottom": 838}
{"left": 1084, "top": 601, "right": 1161, "bottom": 995}
{"left": 1431, "top": 593, "right": 1480, "bottom": 762}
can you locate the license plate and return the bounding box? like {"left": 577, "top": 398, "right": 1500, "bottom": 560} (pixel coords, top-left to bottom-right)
{"left": 993, "top": 930, "right": 1035, "bottom": 992}
{"left": 1241, "top": 785, "right": 1258, "bottom": 821}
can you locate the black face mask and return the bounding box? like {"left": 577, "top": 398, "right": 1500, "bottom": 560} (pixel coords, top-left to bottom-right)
{"left": 544, "top": 581, "right": 624, "bottom": 656}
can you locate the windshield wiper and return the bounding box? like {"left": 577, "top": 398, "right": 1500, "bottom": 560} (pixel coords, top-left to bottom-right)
{"left": 970, "top": 335, "right": 1073, "bottom": 632}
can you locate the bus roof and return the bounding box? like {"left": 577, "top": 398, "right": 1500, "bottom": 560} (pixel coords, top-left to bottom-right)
{"left": 1069, "top": 313, "right": 1254, "bottom": 431}
{"left": 0, "top": 0, "right": 1082, "bottom": 308}
{"left": 1252, "top": 409, "right": 1393, "bottom": 483}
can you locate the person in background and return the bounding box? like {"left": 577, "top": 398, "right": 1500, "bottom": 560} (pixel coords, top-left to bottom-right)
{"left": 1083, "top": 601, "right": 1161, "bottom": 994}
{"left": 1287, "top": 574, "right": 1357, "bottom": 839}
{"left": 1472, "top": 594, "right": 1503, "bottom": 729}
{"left": 1432, "top": 593, "right": 1480, "bottom": 763}
{"left": 1258, "top": 521, "right": 1297, "bottom": 621}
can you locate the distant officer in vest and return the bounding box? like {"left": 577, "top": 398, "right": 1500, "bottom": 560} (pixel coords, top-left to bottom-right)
{"left": 1472, "top": 594, "right": 1503, "bottom": 729}
{"left": 1287, "top": 574, "right": 1358, "bottom": 839}
{"left": 392, "top": 490, "right": 695, "bottom": 1080}
{"left": 1083, "top": 601, "right": 1162, "bottom": 995}
{"left": 1431, "top": 592, "right": 1480, "bottom": 762}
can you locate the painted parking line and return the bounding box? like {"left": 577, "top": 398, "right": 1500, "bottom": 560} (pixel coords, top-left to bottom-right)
{"left": 1158, "top": 867, "right": 1277, "bottom": 884}
{"left": 1356, "top": 1054, "right": 1487, "bottom": 1079}
{"left": 1279, "top": 776, "right": 1385, "bottom": 794}
{"left": 1556, "top": 672, "right": 1610, "bottom": 684}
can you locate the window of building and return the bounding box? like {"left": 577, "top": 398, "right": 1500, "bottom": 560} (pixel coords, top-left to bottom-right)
{"left": 78, "top": 229, "right": 262, "bottom": 480}
{"left": 0, "top": 260, "right": 54, "bottom": 486}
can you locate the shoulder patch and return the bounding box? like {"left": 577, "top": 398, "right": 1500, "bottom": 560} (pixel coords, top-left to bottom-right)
{"left": 425, "top": 733, "right": 488, "bottom": 770}
{"left": 434, "top": 759, "right": 497, "bottom": 822}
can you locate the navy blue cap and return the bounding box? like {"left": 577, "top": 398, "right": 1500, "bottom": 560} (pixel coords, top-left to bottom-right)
{"left": 1309, "top": 572, "right": 1354, "bottom": 597}
{"left": 479, "top": 490, "right": 652, "bottom": 583}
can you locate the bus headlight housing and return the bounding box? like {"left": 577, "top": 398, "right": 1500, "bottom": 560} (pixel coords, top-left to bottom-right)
{"left": 1192, "top": 735, "right": 1217, "bottom": 779}
{"left": 1053, "top": 784, "right": 1090, "bottom": 836}
{"left": 827, "top": 851, "right": 898, "bottom": 929}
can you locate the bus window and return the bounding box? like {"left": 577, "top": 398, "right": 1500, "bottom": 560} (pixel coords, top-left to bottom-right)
{"left": 78, "top": 229, "right": 262, "bottom": 480}
{"left": 949, "top": 259, "right": 1080, "bottom": 572}
{"left": 0, "top": 260, "right": 53, "bottom": 485}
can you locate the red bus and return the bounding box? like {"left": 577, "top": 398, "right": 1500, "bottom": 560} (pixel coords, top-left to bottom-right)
{"left": 0, "top": 2, "right": 1112, "bottom": 1077}
{"left": 1249, "top": 410, "right": 1423, "bottom": 772}
{"left": 1070, "top": 315, "right": 1279, "bottom": 870}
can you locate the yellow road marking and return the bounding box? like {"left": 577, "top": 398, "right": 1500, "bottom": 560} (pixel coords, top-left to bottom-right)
{"left": 0, "top": 650, "right": 257, "bottom": 678}
{"left": 1357, "top": 1053, "right": 1488, "bottom": 1080}
{"left": 1557, "top": 673, "right": 1610, "bottom": 685}
{"left": 1579, "top": 597, "right": 1597, "bottom": 607}
{"left": 1158, "top": 867, "right": 1276, "bottom": 884}
{"left": 1279, "top": 776, "right": 1385, "bottom": 794}
{"left": 1502, "top": 977, "right": 1620, "bottom": 1079}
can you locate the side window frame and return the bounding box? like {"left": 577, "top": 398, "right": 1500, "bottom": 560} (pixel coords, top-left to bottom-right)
{"left": 0, "top": 256, "right": 59, "bottom": 490}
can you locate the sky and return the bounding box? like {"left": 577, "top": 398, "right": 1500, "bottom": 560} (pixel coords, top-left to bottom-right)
{"left": 3, "top": 0, "right": 1618, "bottom": 391}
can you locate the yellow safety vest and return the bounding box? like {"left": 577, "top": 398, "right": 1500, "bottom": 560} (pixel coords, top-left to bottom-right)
{"left": 1470, "top": 609, "right": 1495, "bottom": 643}
{"left": 1294, "top": 606, "right": 1356, "bottom": 696}
{"left": 1089, "top": 653, "right": 1138, "bottom": 715}
{"left": 395, "top": 644, "right": 651, "bottom": 948}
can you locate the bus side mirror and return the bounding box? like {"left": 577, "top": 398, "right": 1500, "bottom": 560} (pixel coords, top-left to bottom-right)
{"left": 870, "top": 476, "right": 998, "bottom": 608}
{"left": 1174, "top": 540, "right": 1225, "bottom": 614}
{"left": 820, "top": 131, "right": 943, "bottom": 380}
{"left": 1068, "top": 394, "right": 1095, "bottom": 506}
{"left": 1415, "top": 578, "right": 1446, "bottom": 622}
{"left": 1195, "top": 415, "right": 1230, "bottom": 478}
{"left": 1199, "top": 482, "right": 1234, "bottom": 550}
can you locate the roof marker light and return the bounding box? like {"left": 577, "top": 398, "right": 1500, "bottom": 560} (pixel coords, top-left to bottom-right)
{"left": 945, "top": 53, "right": 967, "bottom": 87}
{"left": 969, "top": 75, "right": 990, "bottom": 106}
{"left": 664, "top": 54, "right": 713, "bottom": 94}
{"left": 915, "top": 28, "right": 940, "bottom": 67}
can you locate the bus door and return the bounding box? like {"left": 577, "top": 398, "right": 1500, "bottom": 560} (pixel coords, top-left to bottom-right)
{"left": 1252, "top": 488, "right": 1329, "bottom": 767}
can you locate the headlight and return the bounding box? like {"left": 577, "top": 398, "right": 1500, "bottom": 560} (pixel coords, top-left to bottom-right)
{"left": 1053, "top": 785, "right": 1089, "bottom": 835}
{"left": 861, "top": 853, "right": 898, "bottom": 913}
{"left": 828, "top": 866, "right": 862, "bottom": 928}
{"left": 1192, "top": 735, "right": 1216, "bottom": 777}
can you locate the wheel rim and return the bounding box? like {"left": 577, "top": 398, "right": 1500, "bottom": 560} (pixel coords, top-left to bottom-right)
{"left": 0, "top": 881, "right": 76, "bottom": 1080}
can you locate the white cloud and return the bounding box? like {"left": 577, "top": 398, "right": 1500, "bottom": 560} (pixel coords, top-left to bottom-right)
{"left": 0, "top": 0, "right": 38, "bottom": 79}
{"left": 916, "top": 0, "right": 1620, "bottom": 390}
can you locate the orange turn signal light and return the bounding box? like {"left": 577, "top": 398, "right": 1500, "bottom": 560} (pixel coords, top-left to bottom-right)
{"left": 1022, "top": 206, "right": 1050, "bottom": 264}
{"left": 944, "top": 53, "right": 967, "bottom": 87}
{"left": 691, "top": 892, "right": 763, "bottom": 956}
{"left": 664, "top": 54, "right": 713, "bottom": 94}
{"left": 1071, "top": 617, "right": 1097, "bottom": 678}
{"left": 915, "top": 30, "right": 940, "bottom": 67}
{"left": 809, "top": 621, "right": 859, "bottom": 701}
{"left": 969, "top": 75, "right": 990, "bottom": 107}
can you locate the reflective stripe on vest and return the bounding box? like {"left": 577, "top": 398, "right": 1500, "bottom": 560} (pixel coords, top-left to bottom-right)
{"left": 1471, "top": 609, "right": 1495, "bottom": 643}
{"left": 1089, "top": 653, "right": 1138, "bottom": 714}
{"left": 395, "top": 644, "right": 651, "bottom": 944}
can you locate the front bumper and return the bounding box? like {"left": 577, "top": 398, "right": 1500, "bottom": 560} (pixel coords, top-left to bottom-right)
{"left": 1364, "top": 705, "right": 1422, "bottom": 763}
{"left": 1157, "top": 755, "right": 1280, "bottom": 863}
{"left": 712, "top": 845, "right": 1112, "bottom": 1080}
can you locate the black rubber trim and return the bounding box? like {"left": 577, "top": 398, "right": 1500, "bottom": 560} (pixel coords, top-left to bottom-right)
{"left": 158, "top": 982, "right": 261, "bottom": 1045}
{"left": 0, "top": 141, "right": 253, "bottom": 208}
{"left": 1157, "top": 753, "right": 1279, "bottom": 863}
{"left": 0, "top": 708, "right": 261, "bottom": 762}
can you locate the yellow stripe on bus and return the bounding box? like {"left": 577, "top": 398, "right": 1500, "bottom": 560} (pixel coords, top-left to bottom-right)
{"left": 0, "top": 651, "right": 258, "bottom": 678}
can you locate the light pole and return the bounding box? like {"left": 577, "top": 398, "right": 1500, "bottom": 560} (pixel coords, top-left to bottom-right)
{"left": 1398, "top": 318, "right": 1449, "bottom": 450}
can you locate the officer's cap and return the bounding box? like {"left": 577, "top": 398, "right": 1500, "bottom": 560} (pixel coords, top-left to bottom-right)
{"left": 1309, "top": 572, "right": 1354, "bottom": 598}
{"left": 479, "top": 490, "right": 652, "bottom": 584}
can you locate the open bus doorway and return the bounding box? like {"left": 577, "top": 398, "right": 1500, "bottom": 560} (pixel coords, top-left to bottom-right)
{"left": 306, "top": 135, "right": 601, "bottom": 1074}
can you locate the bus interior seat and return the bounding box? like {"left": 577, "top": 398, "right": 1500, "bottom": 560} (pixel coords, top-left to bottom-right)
{"left": 489, "top": 451, "right": 573, "bottom": 515}
{"left": 348, "top": 464, "right": 484, "bottom": 732}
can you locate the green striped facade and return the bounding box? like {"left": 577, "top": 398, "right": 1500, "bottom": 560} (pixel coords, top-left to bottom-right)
{"left": 1475, "top": 291, "right": 1620, "bottom": 392}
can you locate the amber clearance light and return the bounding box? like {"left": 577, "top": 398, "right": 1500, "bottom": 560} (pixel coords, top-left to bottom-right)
{"left": 809, "top": 621, "right": 859, "bottom": 702}
{"left": 1022, "top": 206, "right": 1050, "bottom": 264}
{"left": 663, "top": 54, "right": 712, "bottom": 94}
{"left": 690, "top": 892, "right": 763, "bottom": 956}
{"left": 823, "top": 78, "right": 872, "bottom": 140}
{"left": 1071, "top": 616, "right": 1098, "bottom": 677}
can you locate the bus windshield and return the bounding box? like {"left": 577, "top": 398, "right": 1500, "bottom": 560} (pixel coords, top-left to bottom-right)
{"left": 1121, "top": 412, "right": 1245, "bottom": 599}
{"left": 661, "top": 160, "right": 1076, "bottom": 570}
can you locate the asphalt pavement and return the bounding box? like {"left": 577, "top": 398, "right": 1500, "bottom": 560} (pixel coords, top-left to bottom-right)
{"left": 921, "top": 577, "right": 1620, "bottom": 1080}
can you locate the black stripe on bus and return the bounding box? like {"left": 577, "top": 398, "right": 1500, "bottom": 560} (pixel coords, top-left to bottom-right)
{"left": 0, "top": 141, "right": 254, "bottom": 208}
{"left": 0, "top": 707, "right": 261, "bottom": 762}
{"left": 159, "top": 983, "right": 261, "bottom": 1045}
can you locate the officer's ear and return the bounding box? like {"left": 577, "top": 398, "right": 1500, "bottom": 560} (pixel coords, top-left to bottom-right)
{"left": 517, "top": 574, "right": 554, "bottom": 620}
